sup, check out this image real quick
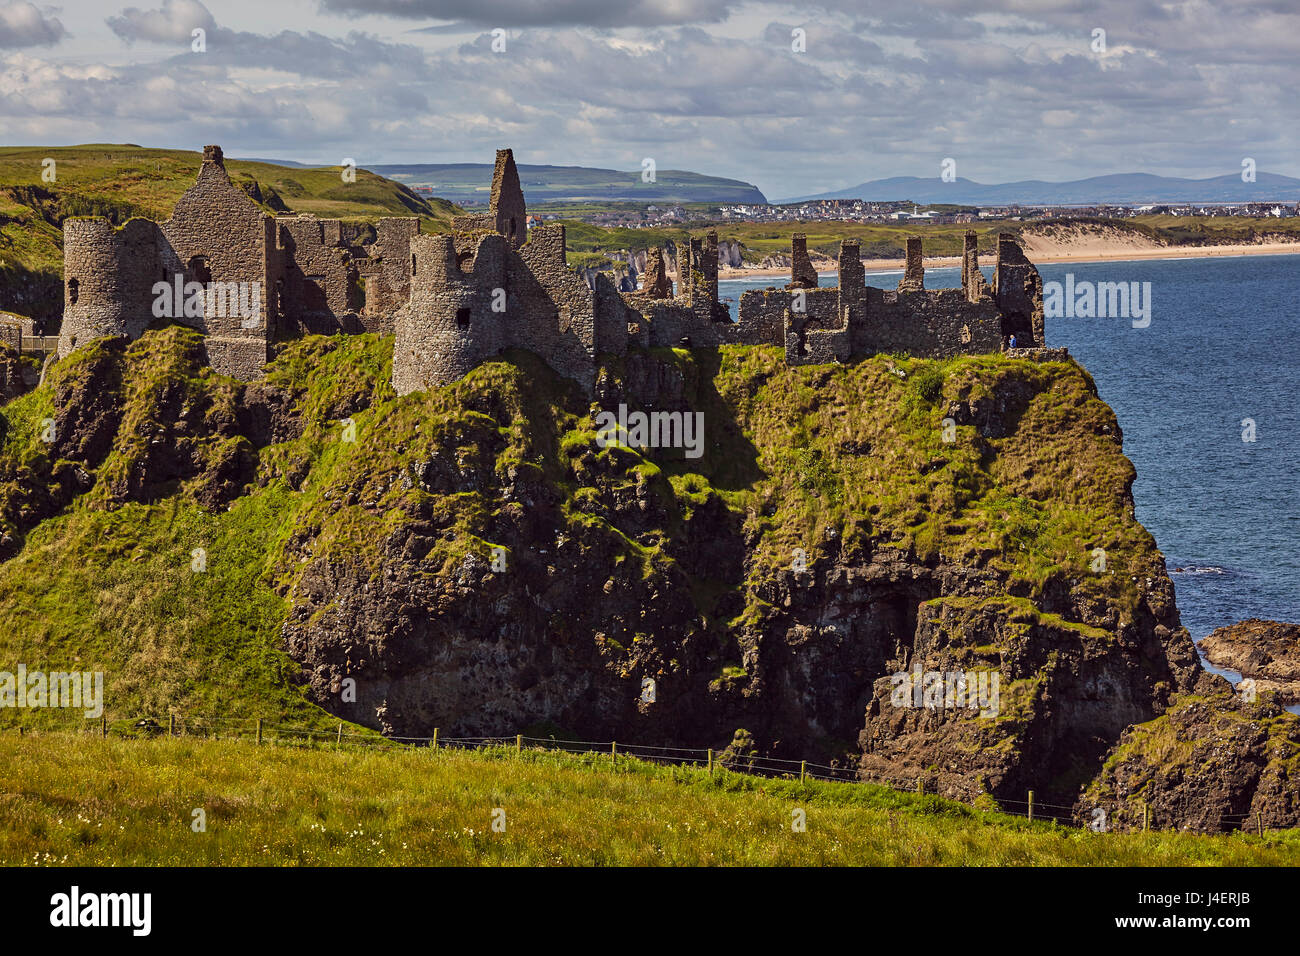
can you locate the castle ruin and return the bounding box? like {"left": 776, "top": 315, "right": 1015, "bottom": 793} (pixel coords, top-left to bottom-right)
{"left": 58, "top": 146, "right": 1047, "bottom": 393}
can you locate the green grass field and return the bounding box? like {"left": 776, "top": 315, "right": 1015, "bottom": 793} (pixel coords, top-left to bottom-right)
{"left": 2, "top": 732, "right": 1296, "bottom": 866}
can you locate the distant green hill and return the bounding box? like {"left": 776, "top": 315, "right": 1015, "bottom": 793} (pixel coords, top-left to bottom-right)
{"left": 367, "top": 161, "right": 768, "bottom": 206}
{"left": 0, "top": 145, "right": 462, "bottom": 324}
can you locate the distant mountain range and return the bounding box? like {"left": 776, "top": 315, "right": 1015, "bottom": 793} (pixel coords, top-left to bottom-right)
{"left": 364, "top": 162, "right": 768, "bottom": 206}
{"left": 779, "top": 172, "right": 1300, "bottom": 206}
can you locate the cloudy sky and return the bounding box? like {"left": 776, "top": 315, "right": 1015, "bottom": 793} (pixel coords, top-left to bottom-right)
{"left": 0, "top": 0, "right": 1295, "bottom": 199}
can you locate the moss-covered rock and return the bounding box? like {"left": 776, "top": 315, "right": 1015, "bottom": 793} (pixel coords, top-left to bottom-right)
{"left": 0, "top": 326, "right": 1291, "bottom": 829}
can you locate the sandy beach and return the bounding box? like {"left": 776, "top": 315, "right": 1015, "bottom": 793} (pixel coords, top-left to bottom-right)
{"left": 717, "top": 240, "right": 1300, "bottom": 280}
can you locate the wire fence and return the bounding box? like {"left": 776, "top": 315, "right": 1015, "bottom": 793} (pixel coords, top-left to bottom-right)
{"left": 6, "top": 713, "right": 1281, "bottom": 837}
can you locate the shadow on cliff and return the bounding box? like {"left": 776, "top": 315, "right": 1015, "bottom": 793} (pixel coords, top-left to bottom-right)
{"left": 645, "top": 346, "right": 765, "bottom": 493}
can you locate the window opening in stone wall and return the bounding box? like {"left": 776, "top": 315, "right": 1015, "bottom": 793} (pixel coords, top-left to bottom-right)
{"left": 348, "top": 268, "right": 365, "bottom": 312}
{"left": 188, "top": 256, "right": 212, "bottom": 285}
{"left": 68, "top": 278, "right": 79, "bottom": 305}
{"left": 456, "top": 308, "right": 471, "bottom": 329}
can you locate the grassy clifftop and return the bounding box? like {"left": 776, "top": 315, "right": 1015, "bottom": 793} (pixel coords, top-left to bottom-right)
{"left": 2, "top": 324, "right": 1292, "bottom": 841}
{"left": 0, "top": 327, "right": 1161, "bottom": 733}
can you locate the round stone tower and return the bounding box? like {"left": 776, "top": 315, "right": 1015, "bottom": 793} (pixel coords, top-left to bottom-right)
{"left": 58, "top": 217, "right": 160, "bottom": 359}
{"left": 392, "top": 232, "right": 507, "bottom": 395}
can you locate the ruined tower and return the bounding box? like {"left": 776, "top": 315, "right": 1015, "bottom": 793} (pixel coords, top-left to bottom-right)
{"left": 787, "top": 234, "right": 818, "bottom": 290}
{"left": 898, "top": 236, "right": 925, "bottom": 293}
{"left": 640, "top": 247, "right": 674, "bottom": 298}
{"left": 59, "top": 218, "right": 161, "bottom": 358}
{"left": 993, "top": 233, "right": 1045, "bottom": 346}
{"left": 961, "top": 230, "right": 990, "bottom": 303}
{"left": 452, "top": 149, "right": 527, "bottom": 248}
{"left": 394, "top": 232, "right": 509, "bottom": 395}
{"left": 394, "top": 156, "right": 606, "bottom": 396}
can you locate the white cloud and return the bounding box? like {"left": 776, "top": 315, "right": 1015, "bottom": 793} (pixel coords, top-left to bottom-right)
{"left": 0, "top": 0, "right": 1293, "bottom": 195}
{"left": 106, "top": 0, "right": 214, "bottom": 44}
{"left": 318, "top": 0, "right": 741, "bottom": 28}
{"left": 0, "top": 1, "right": 67, "bottom": 48}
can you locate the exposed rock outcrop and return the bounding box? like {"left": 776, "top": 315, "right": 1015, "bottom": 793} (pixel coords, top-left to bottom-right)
{"left": 1201, "top": 618, "right": 1300, "bottom": 704}
{"left": 1083, "top": 688, "right": 1300, "bottom": 832}
{"left": 2, "top": 326, "right": 1294, "bottom": 832}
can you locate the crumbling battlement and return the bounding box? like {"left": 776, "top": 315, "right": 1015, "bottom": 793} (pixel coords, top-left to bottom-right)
{"left": 0, "top": 312, "right": 34, "bottom": 351}
{"left": 787, "top": 234, "right": 818, "bottom": 290}
{"left": 59, "top": 144, "right": 419, "bottom": 380}
{"left": 59, "top": 145, "right": 1046, "bottom": 397}
{"left": 722, "top": 229, "right": 1035, "bottom": 368}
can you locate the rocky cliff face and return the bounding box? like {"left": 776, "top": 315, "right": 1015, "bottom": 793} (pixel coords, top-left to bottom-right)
{"left": 269, "top": 340, "right": 1215, "bottom": 810}
{"left": 1083, "top": 688, "right": 1300, "bottom": 831}
{"left": 1200, "top": 618, "right": 1300, "bottom": 704}
{"left": 1, "top": 327, "right": 1293, "bottom": 828}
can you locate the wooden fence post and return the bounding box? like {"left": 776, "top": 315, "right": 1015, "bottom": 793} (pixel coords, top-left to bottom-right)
{"left": 516, "top": 734, "right": 522, "bottom": 754}
{"left": 1257, "top": 811, "right": 1264, "bottom": 837}
{"left": 432, "top": 728, "right": 438, "bottom": 750}
{"left": 611, "top": 741, "right": 617, "bottom": 767}
{"left": 800, "top": 760, "right": 806, "bottom": 783}
{"left": 256, "top": 718, "right": 263, "bottom": 746}
{"left": 336, "top": 722, "right": 343, "bottom": 746}
{"left": 917, "top": 777, "right": 924, "bottom": 795}
{"left": 707, "top": 749, "right": 713, "bottom": 774}
{"left": 169, "top": 714, "right": 175, "bottom": 738}
{"left": 101, "top": 716, "right": 107, "bottom": 739}
{"left": 1027, "top": 790, "right": 1034, "bottom": 822}
{"left": 1143, "top": 802, "right": 1149, "bottom": 832}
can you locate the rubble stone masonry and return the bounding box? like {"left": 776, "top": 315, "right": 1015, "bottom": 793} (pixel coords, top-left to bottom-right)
{"left": 58, "top": 145, "right": 1047, "bottom": 396}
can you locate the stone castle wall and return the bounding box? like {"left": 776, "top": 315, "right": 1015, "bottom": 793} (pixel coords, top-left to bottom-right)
{"left": 0, "top": 312, "right": 33, "bottom": 350}
{"left": 159, "top": 146, "right": 273, "bottom": 380}
{"left": 59, "top": 144, "right": 419, "bottom": 381}
{"left": 723, "top": 231, "right": 1020, "bottom": 368}
{"left": 364, "top": 218, "right": 421, "bottom": 333}
{"left": 274, "top": 214, "right": 358, "bottom": 337}
{"left": 58, "top": 145, "right": 1047, "bottom": 398}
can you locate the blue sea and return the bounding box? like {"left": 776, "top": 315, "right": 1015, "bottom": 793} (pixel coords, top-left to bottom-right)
{"left": 720, "top": 254, "right": 1300, "bottom": 681}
